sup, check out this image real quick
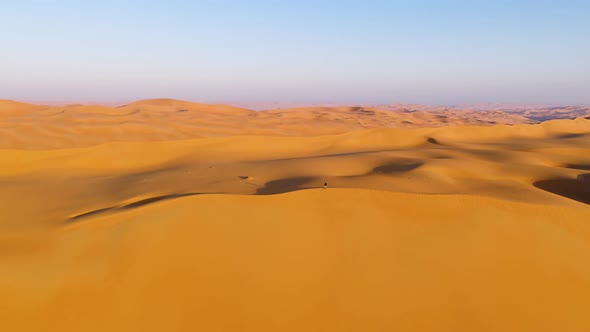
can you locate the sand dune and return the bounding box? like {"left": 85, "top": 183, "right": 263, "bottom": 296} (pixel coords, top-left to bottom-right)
{"left": 1, "top": 100, "right": 590, "bottom": 331}
{"left": 0, "top": 98, "right": 557, "bottom": 149}
{"left": 3, "top": 190, "right": 590, "bottom": 331}
{"left": 2, "top": 118, "right": 589, "bottom": 230}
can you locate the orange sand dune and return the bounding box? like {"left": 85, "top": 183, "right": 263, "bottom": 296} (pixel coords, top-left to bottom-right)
{"left": 3, "top": 190, "right": 590, "bottom": 331}
{"left": 1, "top": 100, "right": 590, "bottom": 331}
{"left": 0, "top": 98, "right": 536, "bottom": 149}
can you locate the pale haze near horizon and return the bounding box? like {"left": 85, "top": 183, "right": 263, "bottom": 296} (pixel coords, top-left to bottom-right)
{"left": 1, "top": 0, "right": 589, "bottom": 106}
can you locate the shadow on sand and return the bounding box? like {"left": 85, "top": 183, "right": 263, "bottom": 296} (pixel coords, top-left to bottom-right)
{"left": 563, "top": 164, "right": 590, "bottom": 171}
{"left": 371, "top": 161, "right": 423, "bottom": 174}
{"left": 533, "top": 174, "right": 590, "bottom": 205}
{"left": 255, "top": 177, "right": 315, "bottom": 195}
{"left": 426, "top": 137, "right": 442, "bottom": 145}
{"left": 555, "top": 133, "right": 588, "bottom": 139}
{"left": 69, "top": 193, "right": 202, "bottom": 222}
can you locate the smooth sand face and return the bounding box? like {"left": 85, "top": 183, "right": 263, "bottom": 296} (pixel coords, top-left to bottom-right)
{"left": 1, "top": 100, "right": 590, "bottom": 331}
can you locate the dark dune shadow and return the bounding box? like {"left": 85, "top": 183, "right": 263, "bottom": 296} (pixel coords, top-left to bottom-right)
{"left": 255, "top": 177, "right": 315, "bottom": 195}
{"left": 534, "top": 175, "right": 590, "bottom": 205}
{"left": 120, "top": 193, "right": 200, "bottom": 210}
{"left": 578, "top": 174, "right": 590, "bottom": 183}
{"left": 555, "top": 133, "right": 587, "bottom": 139}
{"left": 69, "top": 193, "right": 202, "bottom": 222}
{"left": 564, "top": 164, "right": 590, "bottom": 171}
{"left": 426, "top": 137, "right": 441, "bottom": 145}
{"left": 372, "top": 161, "right": 423, "bottom": 174}
{"left": 432, "top": 154, "right": 452, "bottom": 159}
{"left": 69, "top": 207, "right": 117, "bottom": 221}
{"left": 351, "top": 108, "right": 376, "bottom": 116}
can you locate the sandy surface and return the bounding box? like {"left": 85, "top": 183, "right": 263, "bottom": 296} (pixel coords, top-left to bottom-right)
{"left": 0, "top": 99, "right": 536, "bottom": 149}
{"left": 1, "top": 99, "right": 590, "bottom": 331}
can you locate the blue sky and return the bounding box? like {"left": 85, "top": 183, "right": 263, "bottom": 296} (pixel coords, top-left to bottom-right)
{"left": 1, "top": 0, "right": 589, "bottom": 105}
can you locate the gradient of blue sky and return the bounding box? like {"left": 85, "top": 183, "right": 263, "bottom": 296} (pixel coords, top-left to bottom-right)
{"left": 1, "top": 0, "right": 589, "bottom": 105}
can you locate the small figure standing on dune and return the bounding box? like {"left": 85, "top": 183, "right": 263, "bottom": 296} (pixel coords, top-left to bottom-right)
{"left": 324, "top": 182, "right": 328, "bottom": 189}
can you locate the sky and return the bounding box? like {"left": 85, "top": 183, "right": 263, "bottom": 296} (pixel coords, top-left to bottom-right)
{"left": 1, "top": 0, "right": 589, "bottom": 105}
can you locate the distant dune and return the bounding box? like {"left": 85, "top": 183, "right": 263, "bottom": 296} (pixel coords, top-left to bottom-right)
{"left": 2, "top": 98, "right": 589, "bottom": 149}
{"left": 1, "top": 99, "right": 590, "bottom": 331}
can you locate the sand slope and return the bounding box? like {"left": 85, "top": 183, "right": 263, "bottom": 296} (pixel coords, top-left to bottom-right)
{"left": 2, "top": 189, "right": 590, "bottom": 331}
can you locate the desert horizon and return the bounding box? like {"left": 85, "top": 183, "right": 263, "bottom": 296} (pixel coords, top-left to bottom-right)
{"left": 3, "top": 1, "right": 590, "bottom": 331}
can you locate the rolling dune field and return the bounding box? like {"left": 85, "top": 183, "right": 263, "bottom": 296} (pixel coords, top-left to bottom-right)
{"left": 2, "top": 99, "right": 590, "bottom": 331}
